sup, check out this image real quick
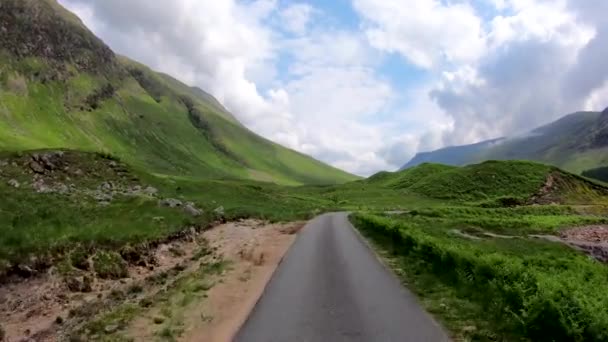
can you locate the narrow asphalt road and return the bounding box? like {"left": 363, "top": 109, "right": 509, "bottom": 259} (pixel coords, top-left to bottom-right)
{"left": 235, "top": 212, "right": 450, "bottom": 342}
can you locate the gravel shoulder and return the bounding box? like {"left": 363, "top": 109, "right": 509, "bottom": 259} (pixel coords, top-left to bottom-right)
{"left": 124, "top": 220, "right": 302, "bottom": 342}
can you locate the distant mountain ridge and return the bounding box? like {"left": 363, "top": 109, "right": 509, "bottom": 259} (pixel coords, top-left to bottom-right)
{"left": 402, "top": 109, "right": 608, "bottom": 178}
{"left": 401, "top": 138, "right": 504, "bottom": 170}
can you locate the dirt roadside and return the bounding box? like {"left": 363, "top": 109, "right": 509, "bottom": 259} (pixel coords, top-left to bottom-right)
{"left": 0, "top": 219, "right": 304, "bottom": 342}
{"left": 125, "top": 219, "right": 303, "bottom": 342}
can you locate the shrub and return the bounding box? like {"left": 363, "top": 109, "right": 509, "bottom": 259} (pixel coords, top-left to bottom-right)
{"left": 93, "top": 251, "right": 128, "bottom": 279}
{"left": 352, "top": 214, "right": 608, "bottom": 341}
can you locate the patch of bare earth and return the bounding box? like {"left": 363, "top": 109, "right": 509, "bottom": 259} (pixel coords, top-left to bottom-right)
{"left": 125, "top": 219, "right": 303, "bottom": 342}
{"left": 0, "top": 227, "right": 209, "bottom": 342}
{"left": 0, "top": 219, "right": 303, "bottom": 342}
{"left": 451, "top": 226, "right": 608, "bottom": 263}
{"left": 557, "top": 226, "right": 608, "bottom": 262}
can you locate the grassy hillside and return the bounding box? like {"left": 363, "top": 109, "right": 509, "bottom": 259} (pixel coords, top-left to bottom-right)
{"left": 0, "top": 0, "right": 357, "bottom": 186}
{"left": 367, "top": 160, "right": 608, "bottom": 205}
{"left": 369, "top": 163, "right": 457, "bottom": 188}
{"left": 402, "top": 110, "right": 608, "bottom": 180}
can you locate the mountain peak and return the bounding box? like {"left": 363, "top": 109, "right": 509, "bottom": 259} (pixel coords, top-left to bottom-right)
{"left": 0, "top": 0, "right": 116, "bottom": 72}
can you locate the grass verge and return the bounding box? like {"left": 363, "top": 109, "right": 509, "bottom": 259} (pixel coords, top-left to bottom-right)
{"left": 351, "top": 211, "right": 608, "bottom": 342}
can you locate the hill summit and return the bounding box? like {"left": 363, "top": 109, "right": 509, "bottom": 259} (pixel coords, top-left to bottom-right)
{"left": 373, "top": 160, "right": 608, "bottom": 205}
{"left": 0, "top": 0, "right": 357, "bottom": 185}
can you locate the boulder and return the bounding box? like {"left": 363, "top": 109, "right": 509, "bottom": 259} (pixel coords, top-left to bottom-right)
{"left": 31, "top": 152, "right": 64, "bottom": 172}
{"left": 29, "top": 161, "right": 45, "bottom": 174}
{"left": 99, "top": 181, "right": 114, "bottom": 192}
{"left": 32, "top": 179, "right": 51, "bottom": 193}
{"left": 94, "top": 192, "right": 113, "bottom": 202}
{"left": 55, "top": 183, "right": 69, "bottom": 194}
{"left": 143, "top": 186, "right": 158, "bottom": 196}
{"left": 213, "top": 206, "right": 225, "bottom": 216}
{"left": 184, "top": 203, "right": 203, "bottom": 217}
{"left": 159, "top": 198, "right": 183, "bottom": 208}
{"left": 104, "top": 324, "right": 119, "bottom": 334}
{"left": 7, "top": 179, "right": 20, "bottom": 188}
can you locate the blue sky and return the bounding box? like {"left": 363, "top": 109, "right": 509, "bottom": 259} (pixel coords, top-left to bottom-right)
{"left": 61, "top": 0, "right": 608, "bottom": 175}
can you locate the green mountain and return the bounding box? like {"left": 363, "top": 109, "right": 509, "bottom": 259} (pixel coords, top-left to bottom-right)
{"left": 0, "top": 0, "right": 357, "bottom": 185}
{"left": 402, "top": 110, "right": 608, "bottom": 179}
{"left": 371, "top": 161, "right": 608, "bottom": 205}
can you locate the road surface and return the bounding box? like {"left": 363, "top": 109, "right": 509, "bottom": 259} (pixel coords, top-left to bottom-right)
{"left": 235, "top": 212, "right": 450, "bottom": 342}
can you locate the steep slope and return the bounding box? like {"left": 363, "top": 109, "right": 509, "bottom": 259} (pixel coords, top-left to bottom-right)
{"left": 0, "top": 0, "right": 357, "bottom": 185}
{"left": 402, "top": 110, "right": 608, "bottom": 178}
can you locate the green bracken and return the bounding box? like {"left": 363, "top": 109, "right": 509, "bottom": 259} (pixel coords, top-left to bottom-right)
{"left": 352, "top": 211, "right": 608, "bottom": 341}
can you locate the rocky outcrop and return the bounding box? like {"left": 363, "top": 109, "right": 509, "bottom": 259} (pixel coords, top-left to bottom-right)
{"left": 0, "top": 0, "right": 117, "bottom": 73}
{"left": 159, "top": 198, "right": 183, "bottom": 208}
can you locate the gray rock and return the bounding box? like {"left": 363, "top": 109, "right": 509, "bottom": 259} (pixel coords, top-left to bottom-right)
{"left": 184, "top": 204, "right": 203, "bottom": 217}
{"left": 213, "top": 206, "right": 225, "bottom": 216}
{"left": 7, "top": 179, "right": 20, "bottom": 188}
{"left": 56, "top": 183, "right": 69, "bottom": 194}
{"left": 159, "top": 198, "right": 183, "bottom": 208}
{"left": 32, "top": 179, "right": 51, "bottom": 193}
{"left": 0, "top": 160, "right": 8, "bottom": 167}
{"left": 99, "top": 181, "right": 114, "bottom": 192}
{"left": 104, "top": 324, "right": 119, "bottom": 334}
{"left": 29, "top": 161, "right": 45, "bottom": 174}
{"left": 94, "top": 192, "right": 113, "bottom": 202}
{"left": 31, "top": 152, "right": 63, "bottom": 172}
{"left": 143, "top": 186, "right": 158, "bottom": 196}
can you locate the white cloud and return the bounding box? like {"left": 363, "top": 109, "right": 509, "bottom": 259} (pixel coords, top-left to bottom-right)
{"left": 353, "top": 0, "right": 486, "bottom": 69}
{"left": 59, "top": 0, "right": 405, "bottom": 176}
{"left": 58, "top": 0, "right": 608, "bottom": 175}
{"left": 279, "top": 3, "right": 314, "bottom": 35}
{"left": 584, "top": 81, "right": 608, "bottom": 111}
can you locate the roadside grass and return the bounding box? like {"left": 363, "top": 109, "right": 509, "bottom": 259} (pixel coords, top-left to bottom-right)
{"left": 361, "top": 232, "right": 509, "bottom": 341}
{"left": 3, "top": 149, "right": 607, "bottom": 280}
{"left": 393, "top": 205, "right": 608, "bottom": 235}
{"left": 351, "top": 212, "right": 608, "bottom": 341}
{"left": 0, "top": 184, "right": 197, "bottom": 272}
{"left": 0, "top": 149, "right": 342, "bottom": 277}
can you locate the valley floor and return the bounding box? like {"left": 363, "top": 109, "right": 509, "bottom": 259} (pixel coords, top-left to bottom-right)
{"left": 2, "top": 150, "right": 608, "bottom": 341}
